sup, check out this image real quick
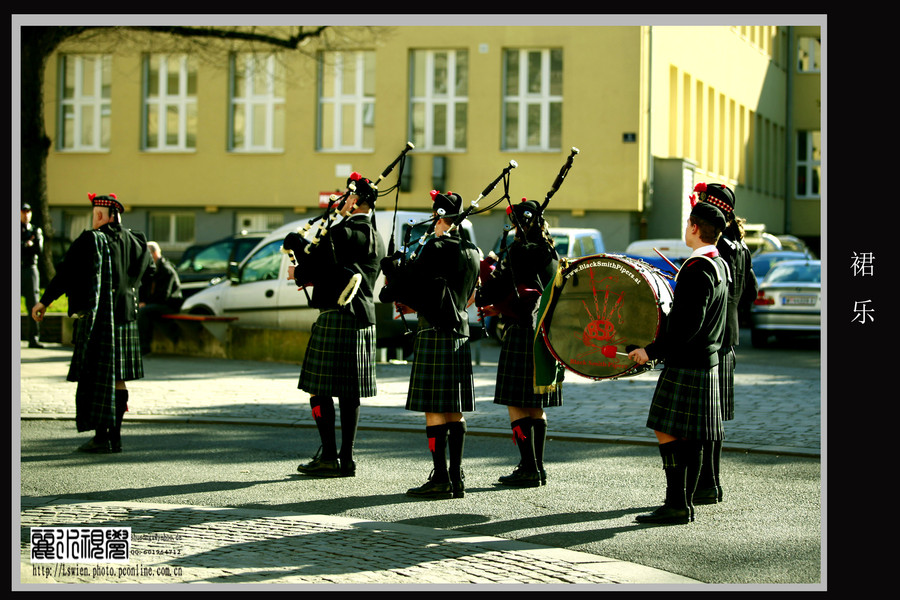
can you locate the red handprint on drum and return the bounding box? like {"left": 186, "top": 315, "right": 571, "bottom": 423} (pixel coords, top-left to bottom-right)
{"left": 575, "top": 269, "right": 628, "bottom": 361}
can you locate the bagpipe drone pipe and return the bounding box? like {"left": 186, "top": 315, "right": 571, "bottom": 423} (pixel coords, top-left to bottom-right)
{"left": 281, "top": 142, "right": 415, "bottom": 307}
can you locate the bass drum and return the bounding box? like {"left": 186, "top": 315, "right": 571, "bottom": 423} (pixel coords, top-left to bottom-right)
{"left": 540, "top": 254, "right": 674, "bottom": 380}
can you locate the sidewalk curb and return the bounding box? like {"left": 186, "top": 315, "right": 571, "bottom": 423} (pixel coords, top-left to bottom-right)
{"left": 20, "top": 413, "right": 821, "bottom": 458}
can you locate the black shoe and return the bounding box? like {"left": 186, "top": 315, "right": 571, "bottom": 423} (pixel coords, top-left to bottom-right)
{"left": 635, "top": 504, "right": 693, "bottom": 525}
{"left": 297, "top": 450, "right": 341, "bottom": 477}
{"left": 77, "top": 436, "right": 112, "bottom": 454}
{"left": 692, "top": 486, "right": 719, "bottom": 505}
{"left": 450, "top": 470, "right": 466, "bottom": 498}
{"left": 28, "top": 341, "right": 45, "bottom": 349}
{"left": 407, "top": 473, "right": 453, "bottom": 500}
{"left": 339, "top": 458, "right": 356, "bottom": 477}
{"left": 498, "top": 464, "right": 542, "bottom": 488}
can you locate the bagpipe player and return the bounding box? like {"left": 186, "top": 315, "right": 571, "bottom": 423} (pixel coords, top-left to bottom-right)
{"left": 379, "top": 190, "right": 482, "bottom": 500}
{"left": 283, "top": 172, "right": 386, "bottom": 478}
{"left": 475, "top": 198, "right": 564, "bottom": 488}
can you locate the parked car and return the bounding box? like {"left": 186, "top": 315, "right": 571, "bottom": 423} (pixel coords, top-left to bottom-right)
{"left": 490, "top": 227, "right": 604, "bottom": 259}
{"left": 751, "top": 250, "right": 815, "bottom": 281}
{"left": 175, "top": 231, "right": 268, "bottom": 298}
{"left": 179, "top": 211, "right": 480, "bottom": 356}
{"left": 621, "top": 238, "right": 692, "bottom": 277}
{"left": 776, "top": 234, "right": 816, "bottom": 257}
{"left": 750, "top": 259, "right": 821, "bottom": 347}
{"left": 484, "top": 227, "right": 605, "bottom": 341}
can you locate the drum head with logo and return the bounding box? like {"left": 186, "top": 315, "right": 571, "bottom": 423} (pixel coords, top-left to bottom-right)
{"left": 542, "top": 255, "right": 672, "bottom": 380}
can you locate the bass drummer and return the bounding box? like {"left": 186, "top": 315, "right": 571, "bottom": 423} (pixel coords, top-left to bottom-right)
{"left": 627, "top": 201, "right": 729, "bottom": 525}
{"left": 476, "top": 198, "right": 564, "bottom": 487}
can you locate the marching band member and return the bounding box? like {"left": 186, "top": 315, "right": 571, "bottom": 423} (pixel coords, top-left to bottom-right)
{"left": 380, "top": 191, "right": 481, "bottom": 499}
{"left": 628, "top": 201, "right": 729, "bottom": 525}
{"left": 286, "top": 173, "right": 385, "bottom": 478}
{"left": 32, "top": 193, "right": 154, "bottom": 453}
{"left": 476, "top": 198, "right": 563, "bottom": 487}
{"left": 690, "top": 183, "right": 759, "bottom": 505}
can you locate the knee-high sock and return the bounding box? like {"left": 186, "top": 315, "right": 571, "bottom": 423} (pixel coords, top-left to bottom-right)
{"left": 337, "top": 397, "right": 360, "bottom": 462}
{"left": 699, "top": 439, "right": 723, "bottom": 488}
{"left": 426, "top": 424, "right": 450, "bottom": 482}
{"left": 681, "top": 440, "right": 703, "bottom": 507}
{"left": 510, "top": 417, "right": 538, "bottom": 472}
{"left": 531, "top": 417, "right": 547, "bottom": 472}
{"left": 108, "top": 389, "right": 129, "bottom": 446}
{"left": 447, "top": 420, "right": 467, "bottom": 481}
{"left": 659, "top": 440, "right": 687, "bottom": 510}
{"left": 310, "top": 396, "right": 337, "bottom": 459}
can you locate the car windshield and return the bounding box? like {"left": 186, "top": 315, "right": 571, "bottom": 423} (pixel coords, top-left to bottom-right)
{"left": 766, "top": 263, "right": 820, "bottom": 284}
{"left": 185, "top": 241, "right": 231, "bottom": 272}
{"left": 552, "top": 235, "right": 570, "bottom": 256}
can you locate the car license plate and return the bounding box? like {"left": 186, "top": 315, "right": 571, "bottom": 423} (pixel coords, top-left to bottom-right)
{"left": 782, "top": 295, "right": 816, "bottom": 306}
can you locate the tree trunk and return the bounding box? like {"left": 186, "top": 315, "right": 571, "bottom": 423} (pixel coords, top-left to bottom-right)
{"left": 20, "top": 26, "right": 89, "bottom": 283}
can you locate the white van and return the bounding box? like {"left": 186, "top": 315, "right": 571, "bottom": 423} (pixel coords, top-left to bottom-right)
{"left": 180, "top": 210, "right": 480, "bottom": 352}
{"left": 490, "top": 227, "right": 605, "bottom": 259}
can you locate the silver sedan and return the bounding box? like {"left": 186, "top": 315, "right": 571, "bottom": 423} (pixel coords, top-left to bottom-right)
{"left": 750, "top": 259, "right": 821, "bottom": 347}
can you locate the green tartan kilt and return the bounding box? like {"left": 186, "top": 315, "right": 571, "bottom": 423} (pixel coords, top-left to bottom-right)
{"left": 494, "top": 324, "right": 563, "bottom": 408}
{"left": 718, "top": 346, "right": 735, "bottom": 422}
{"left": 68, "top": 319, "right": 144, "bottom": 383}
{"left": 298, "top": 310, "right": 377, "bottom": 398}
{"left": 406, "top": 328, "right": 476, "bottom": 414}
{"left": 646, "top": 364, "right": 724, "bottom": 440}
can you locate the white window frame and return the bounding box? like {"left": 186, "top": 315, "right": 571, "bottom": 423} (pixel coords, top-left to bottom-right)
{"left": 797, "top": 36, "right": 821, "bottom": 73}
{"left": 796, "top": 130, "right": 820, "bottom": 198}
{"left": 502, "top": 48, "right": 563, "bottom": 152}
{"left": 142, "top": 54, "right": 198, "bottom": 152}
{"left": 229, "top": 53, "right": 285, "bottom": 153}
{"left": 317, "top": 51, "right": 376, "bottom": 152}
{"left": 58, "top": 54, "right": 112, "bottom": 151}
{"left": 409, "top": 49, "right": 468, "bottom": 151}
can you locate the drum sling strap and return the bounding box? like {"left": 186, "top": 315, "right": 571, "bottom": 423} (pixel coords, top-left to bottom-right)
{"left": 532, "top": 265, "right": 566, "bottom": 394}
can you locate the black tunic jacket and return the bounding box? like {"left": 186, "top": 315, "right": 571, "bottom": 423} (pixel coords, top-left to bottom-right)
{"left": 302, "top": 213, "right": 385, "bottom": 328}
{"left": 644, "top": 253, "right": 727, "bottom": 370}
{"left": 381, "top": 229, "right": 481, "bottom": 336}
{"left": 717, "top": 234, "right": 759, "bottom": 348}
{"left": 41, "top": 223, "right": 154, "bottom": 323}
{"left": 476, "top": 234, "right": 559, "bottom": 328}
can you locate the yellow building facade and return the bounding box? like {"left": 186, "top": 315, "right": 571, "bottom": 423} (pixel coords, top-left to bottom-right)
{"left": 41, "top": 24, "right": 821, "bottom": 257}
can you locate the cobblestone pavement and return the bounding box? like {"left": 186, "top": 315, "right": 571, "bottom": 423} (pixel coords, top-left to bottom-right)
{"left": 20, "top": 498, "right": 697, "bottom": 585}
{"left": 19, "top": 336, "right": 821, "bottom": 456}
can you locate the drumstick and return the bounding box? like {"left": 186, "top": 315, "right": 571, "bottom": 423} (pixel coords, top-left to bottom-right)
{"left": 653, "top": 248, "right": 680, "bottom": 273}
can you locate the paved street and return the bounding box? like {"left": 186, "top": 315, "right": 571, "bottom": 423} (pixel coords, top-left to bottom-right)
{"left": 17, "top": 331, "right": 822, "bottom": 588}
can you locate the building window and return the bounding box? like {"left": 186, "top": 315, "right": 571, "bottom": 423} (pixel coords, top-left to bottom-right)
{"left": 796, "top": 131, "right": 820, "bottom": 198}
{"left": 409, "top": 49, "right": 468, "bottom": 151}
{"left": 797, "top": 36, "right": 820, "bottom": 73}
{"left": 502, "top": 48, "right": 563, "bottom": 151}
{"left": 318, "top": 51, "right": 375, "bottom": 151}
{"left": 229, "top": 53, "right": 285, "bottom": 152}
{"left": 58, "top": 54, "right": 112, "bottom": 151}
{"left": 236, "top": 212, "right": 284, "bottom": 232}
{"left": 149, "top": 212, "right": 195, "bottom": 249}
{"left": 143, "top": 54, "right": 197, "bottom": 151}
